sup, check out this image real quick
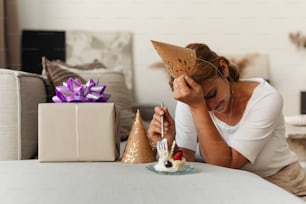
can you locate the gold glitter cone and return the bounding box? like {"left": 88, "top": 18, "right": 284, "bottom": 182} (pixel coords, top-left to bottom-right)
{"left": 121, "top": 109, "right": 156, "bottom": 163}
{"left": 151, "top": 40, "right": 197, "bottom": 78}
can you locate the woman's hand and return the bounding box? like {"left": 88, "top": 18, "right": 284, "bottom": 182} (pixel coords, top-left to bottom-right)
{"left": 147, "top": 105, "right": 176, "bottom": 147}
{"left": 173, "top": 75, "right": 206, "bottom": 108}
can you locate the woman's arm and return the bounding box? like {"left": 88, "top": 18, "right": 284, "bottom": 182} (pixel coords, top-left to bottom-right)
{"left": 189, "top": 100, "right": 248, "bottom": 167}
{"left": 180, "top": 147, "right": 196, "bottom": 161}
{"left": 173, "top": 75, "right": 248, "bottom": 168}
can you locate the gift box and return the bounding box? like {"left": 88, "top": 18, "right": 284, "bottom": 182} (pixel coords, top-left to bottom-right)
{"left": 38, "top": 103, "right": 120, "bottom": 162}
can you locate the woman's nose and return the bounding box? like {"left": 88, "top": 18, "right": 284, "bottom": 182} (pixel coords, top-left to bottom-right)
{"left": 206, "top": 100, "right": 218, "bottom": 111}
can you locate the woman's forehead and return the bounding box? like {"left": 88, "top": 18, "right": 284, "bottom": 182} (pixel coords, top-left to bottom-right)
{"left": 201, "top": 77, "right": 224, "bottom": 93}
{"left": 201, "top": 78, "right": 217, "bottom": 88}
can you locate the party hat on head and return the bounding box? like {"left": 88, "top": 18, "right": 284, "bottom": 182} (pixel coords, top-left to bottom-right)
{"left": 151, "top": 40, "right": 197, "bottom": 78}
{"left": 121, "top": 109, "right": 156, "bottom": 163}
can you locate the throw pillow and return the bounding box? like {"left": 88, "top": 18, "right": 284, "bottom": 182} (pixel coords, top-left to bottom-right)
{"left": 56, "top": 59, "right": 107, "bottom": 70}
{"left": 42, "top": 57, "right": 87, "bottom": 102}
{"left": 42, "top": 57, "right": 87, "bottom": 87}
{"left": 42, "top": 57, "right": 136, "bottom": 140}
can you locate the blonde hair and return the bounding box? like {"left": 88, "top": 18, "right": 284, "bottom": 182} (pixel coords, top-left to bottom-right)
{"left": 169, "top": 43, "right": 240, "bottom": 90}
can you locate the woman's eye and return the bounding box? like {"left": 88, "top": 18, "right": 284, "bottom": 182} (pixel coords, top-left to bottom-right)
{"left": 205, "top": 90, "right": 217, "bottom": 99}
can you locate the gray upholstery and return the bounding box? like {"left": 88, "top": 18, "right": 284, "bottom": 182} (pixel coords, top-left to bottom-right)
{"left": 0, "top": 160, "right": 303, "bottom": 204}
{"left": 0, "top": 69, "right": 47, "bottom": 159}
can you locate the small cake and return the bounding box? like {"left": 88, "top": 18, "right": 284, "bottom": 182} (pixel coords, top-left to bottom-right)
{"left": 154, "top": 141, "right": 186, "bottom": 172}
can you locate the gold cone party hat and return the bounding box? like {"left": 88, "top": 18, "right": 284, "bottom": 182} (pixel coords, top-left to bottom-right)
{"left": 151, "top": 40, "right": 197, "bottom": 78}
{"left": 121, "top": 109, "right": 156, "bottom": 163}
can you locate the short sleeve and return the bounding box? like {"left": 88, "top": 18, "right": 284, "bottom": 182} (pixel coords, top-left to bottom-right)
{"left": 230, "top": 90, "right": 284, "bottom": 163}
{"left": 175, "top": 101, "right": 198, "bottom": 151}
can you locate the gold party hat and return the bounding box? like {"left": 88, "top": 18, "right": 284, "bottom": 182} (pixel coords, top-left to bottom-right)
{"left": 151, "top": 40, "right": 197, "bottom": 78}
{"left": 121, "top": 109, "right": 156, "bottom": 163}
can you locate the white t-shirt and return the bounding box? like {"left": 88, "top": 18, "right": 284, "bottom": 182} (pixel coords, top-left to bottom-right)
{"left": 175, "top": 78, "right": 297, "bottom": 177}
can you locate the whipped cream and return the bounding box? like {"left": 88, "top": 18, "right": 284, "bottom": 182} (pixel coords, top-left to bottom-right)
{"left": 154, "top": 140, "right": 186, "bottom": 172}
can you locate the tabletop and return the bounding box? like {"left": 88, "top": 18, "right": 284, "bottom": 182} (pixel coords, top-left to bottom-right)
{"left": 0, "top": 160, "right": 303, "bottom": 204}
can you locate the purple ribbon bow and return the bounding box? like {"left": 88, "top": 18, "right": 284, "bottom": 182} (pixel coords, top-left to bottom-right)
{"left": 52, "top": 78, "right": 111, "bottom": 103}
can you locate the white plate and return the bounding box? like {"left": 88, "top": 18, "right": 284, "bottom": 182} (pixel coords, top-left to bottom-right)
{"left": 146, "top": 164, "right": 195, "bottom": 175}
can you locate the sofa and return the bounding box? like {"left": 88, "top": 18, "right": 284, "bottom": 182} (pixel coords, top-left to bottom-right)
{"left": 0, "top": 69, "right": 46, "bottom": 160}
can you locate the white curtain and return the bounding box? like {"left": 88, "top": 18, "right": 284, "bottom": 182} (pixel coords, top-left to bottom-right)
{"left": 0, "top": 0, "right": 20, "bottom": 70}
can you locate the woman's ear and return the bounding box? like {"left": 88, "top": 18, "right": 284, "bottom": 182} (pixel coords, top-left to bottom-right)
{"left": 219, "top": 59, "right": 229, "bottom": 78}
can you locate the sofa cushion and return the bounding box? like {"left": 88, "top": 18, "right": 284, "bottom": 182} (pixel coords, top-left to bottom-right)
{"left": 42, "top": 57, "right": 87, "bottom": 102}
{"left": 65, "top": 30, "right": 134, "bottom": 92}
{"left": 0, "top": 68, "right": 47, "bottom": 160}
{"left": 42, "top": 58, "right": 136, "bottom": 140}
{"left": 42, "top": 57, "right": 87, "bottom": 87}
{"left": 55, "top": 59, "right": 107, "bottom": 70}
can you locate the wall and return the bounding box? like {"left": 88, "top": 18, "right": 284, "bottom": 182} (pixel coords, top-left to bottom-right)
{"left": 17, "top": 0, "right": 306, "bottom": 116}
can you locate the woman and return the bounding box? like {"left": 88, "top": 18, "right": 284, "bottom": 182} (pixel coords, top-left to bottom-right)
{"left": 148, "top": 43, "right": 306, "bottom": 198}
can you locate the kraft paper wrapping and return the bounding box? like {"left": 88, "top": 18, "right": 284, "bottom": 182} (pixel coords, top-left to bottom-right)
{"left": 121, "top": 109, "right": 156, "bottom": 163}
{"left": 38, "top": 103, "right": 120, "bottom": 162}
{"left": 151, "top": 40, "right": 197, "bottom": 78}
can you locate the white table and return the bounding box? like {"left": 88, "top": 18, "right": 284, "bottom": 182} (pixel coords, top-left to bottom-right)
{"left": 0, "top": 160, "right": 303, "bottom": 204}
{"left": 286, "top": 124, "right": 306, "bottom": 138}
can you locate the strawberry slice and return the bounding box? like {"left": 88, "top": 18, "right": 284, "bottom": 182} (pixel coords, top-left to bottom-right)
{"left": 173, "top": 150, "right": 183, "bottom": 160}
